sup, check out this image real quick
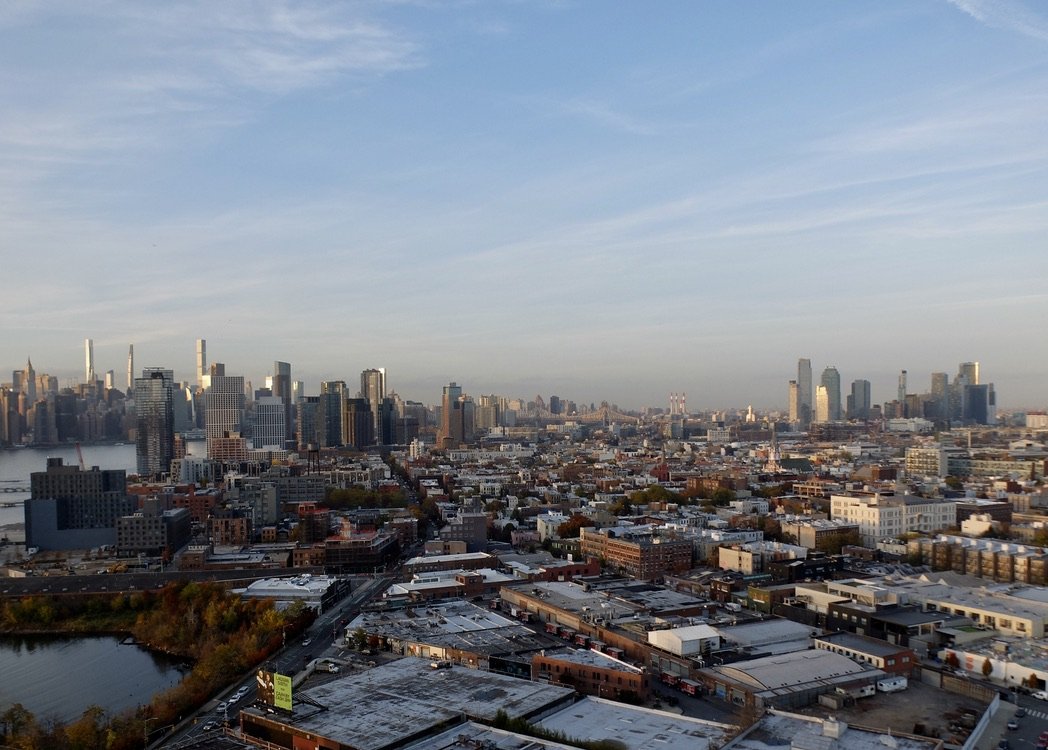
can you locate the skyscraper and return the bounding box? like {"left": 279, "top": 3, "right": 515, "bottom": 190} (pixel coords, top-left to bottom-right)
{"left": 438, "top": 382, "right": 473, "bottom": 449}
{"left": 196, "top": 339, "right": 207, "bottom": 389}
{"left": 318, "top": 381, "right": 348, "bottom": 447}
{"left": 931, "top": 372, "right": 949, "bottom": 425}
{"left": 272, "top": 361, "right": 292, "bottom": 447}
{"left": 849, "top": 379, "right": 871, "bottom": 420}
{"left": 251, "top": 396, "right": 287, "bottom": 449}
{"left": 819, "top": 366, "right": 841, "bottom": 422}
{"left": 360, "top": 368, "right": 386, "bottom": 444}
{"left": 958, "top": 361, "right": 979, "bottom": 385}
{"left": 797, "top": 358, "right": 812, "bottom": 427}
{"left": 788, "top": 380, "right": 801, "bottom": 424}
{"left": 84, "top": 338, "right": 95, "bottom": 384}
{"left": 815, "top": 385, "right": 830, "bottom": 424}
{"left": 126, "top": 345, "right": 134, "bottom": 395}
{"left": 897, "top": 370, "right": 907, "bottom": 404}
{"left": 205, "top": 364, "right": 245, "bottom": 459}
{"left": 134, "top": 368, "right": 175, "bottom": 477}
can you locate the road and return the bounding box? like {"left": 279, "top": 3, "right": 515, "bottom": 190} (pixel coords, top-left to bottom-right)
{"left": 154, "top": 574, "right": 394, "bottom": 748}
{"left": 986, "top": 692, "right": 1048, "bottom": 750}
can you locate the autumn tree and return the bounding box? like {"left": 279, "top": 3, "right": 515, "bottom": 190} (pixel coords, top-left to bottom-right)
{"left": 556, "top": 514, "right": 591, "bottom": 539}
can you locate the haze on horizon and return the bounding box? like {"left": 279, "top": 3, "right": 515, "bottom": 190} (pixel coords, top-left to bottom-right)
{"left": 2, "top": 1, "right": 1047, "bottom": 411}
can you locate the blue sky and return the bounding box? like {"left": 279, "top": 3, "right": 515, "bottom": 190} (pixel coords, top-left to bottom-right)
{"left": 2, "top": 0, "right": 1047, "bottom": 410}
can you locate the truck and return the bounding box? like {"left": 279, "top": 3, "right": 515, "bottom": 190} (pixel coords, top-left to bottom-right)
{"left": 876, "top": 676, "right": 908, "bottom": 693}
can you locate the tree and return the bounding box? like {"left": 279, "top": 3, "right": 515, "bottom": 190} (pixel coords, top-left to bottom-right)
{"left": 711, "top": 488, "right": 736, "bottom": 506}
{"left": 982, "top": 657, "right": 993, "bottom": 678}
{"left": 944, "top": 651, "right": 960, "bottom": 669}
{"left": 557, "top": 515, "right": 590, "bottom": 539}
{"left": 352, "top": 627, "right": 368, "bottom": 651}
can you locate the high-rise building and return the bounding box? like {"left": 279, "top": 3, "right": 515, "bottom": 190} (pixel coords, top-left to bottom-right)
{"left": 318, "top": 380, "right": 348, "bottom": 447}
{"left": 438, "top": 382, "right": 473, "bottom": 449}
{"left": 297, "top": 395, "right": 319, "bottom": 450}
{"left": 126, "top": 345, "right": 134, "bottom": 394}
{"left": 360, "top": 368, "right": 386, "bottom": 444}
{"left": 897, "top": 370, "right": 907, "bottom": 404}
{"left": 344, "top": 397, "right": 373, "bottom": 450}
{"left": 251, "top": 396, "right": 287, "bottom": 449}
{"left": 930, "top": 372, "right": 949, "bottom": 425}
{"left": 272, "top": 361, "right": 293, "bottom": 448}
{"left": 134, "top": 368, "right": 175, "bottom": 477}
{"left": 815, "top": 385, "right": 829, "bottom": 423}
{"left": 788, "top": 380, "right": 801, "bottom": 424}
{"left": 196, "top": 339, "right": 207, "bottom": 389}
{"left": 958, "top": 361, "right": 979, "bottom": 385}
{"left": 819, "top": 367, "right": 841, "bottom": 422}
{"left": 797, "top": 358, "right": 812, "bottom": 426}
{"left": 848, "top": 379, "right": 871, "bottom": 420}
{"left": 84, "top": 338, "right": 95, "bottom": 384}
{"left": 205, "top": 364, "right": 245, "bottom": 459}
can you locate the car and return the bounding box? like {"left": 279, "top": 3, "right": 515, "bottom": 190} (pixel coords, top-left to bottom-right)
{"left": 202, "top": 722, "right": 215, "bottom": 732}
{"left": 997, "top": 740, "right": 1009, "bottom": 750}
{"left": 1032, "top": 690, "right": 1048, "bottom": 701}
{"left": 1015, "top": 707, "right": 1026, "bottom": 718}
{"left": 1007, "top": 718, "right": 1019, "bottom": 730}
{"left": 302, "top": 638, "right": 312, "bottom": 647}
{"left": 215, "top": 702, "right": 227, "bottom": 713}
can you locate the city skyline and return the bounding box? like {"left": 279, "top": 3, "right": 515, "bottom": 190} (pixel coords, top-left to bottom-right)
{"left": 2, "top": 2, "right": 1048, "bottom": 408}
{"left": 0, "top": 339, "right": 1027, "bottom": 414}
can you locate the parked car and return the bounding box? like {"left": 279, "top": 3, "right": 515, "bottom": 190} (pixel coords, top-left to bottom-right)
{"left": 1032, "top": 690, "right": 1048, "bottom": 701}
{"left": 302, "top": 638, "right": 312, "bottom": 647}
{"left": 215, "top": 702, "right": 227, "bottom": 713}
{"left": 1015, "top": 707, "right": 1026, "bottom": 718}
{"left": 1007, "top": 718, "right": 1019, "bottom": 730}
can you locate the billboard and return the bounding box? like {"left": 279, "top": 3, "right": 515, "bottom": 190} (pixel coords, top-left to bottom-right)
{"left": 274, "top": 673, "right": 293, "bottom": 711}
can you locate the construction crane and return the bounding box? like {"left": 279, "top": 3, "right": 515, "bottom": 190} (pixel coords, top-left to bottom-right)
{"left": 75, "top": 441, "right": 86, "bottom": 471}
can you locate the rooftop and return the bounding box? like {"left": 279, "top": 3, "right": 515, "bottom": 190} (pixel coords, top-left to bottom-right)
{"left": 728, "top": 710, "right": 941, "bottom": 750}
{"left": 536, "top": 696, "right": 737, "bottom": 750}
{"left": 243, "top": 656, "right": 575, "bottom": 750}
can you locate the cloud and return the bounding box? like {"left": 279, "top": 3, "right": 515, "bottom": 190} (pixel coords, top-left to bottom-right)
{"left": 947, "top": 0, "right": 1048, "bottom": 42}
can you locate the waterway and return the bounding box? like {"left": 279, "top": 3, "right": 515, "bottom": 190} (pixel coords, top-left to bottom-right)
{"left": 0, "top": 442, "right": 204, "bottom": 542}
{"left": 0, "top": 443, "right": 200, "bottom": 722}
{"left": 0, "top": 634, "right": 188, "bottom": 723}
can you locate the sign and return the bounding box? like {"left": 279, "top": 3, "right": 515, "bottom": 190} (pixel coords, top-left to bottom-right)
{"left": 274, "top": 673, "right": 293, "bottom": 711}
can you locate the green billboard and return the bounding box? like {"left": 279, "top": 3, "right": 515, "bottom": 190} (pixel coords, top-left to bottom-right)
{"left": 274, "top": 673, "right": 293, "bottom": 711}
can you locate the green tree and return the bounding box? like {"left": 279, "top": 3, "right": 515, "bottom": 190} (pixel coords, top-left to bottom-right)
{"left": 352, "top": 627, "right": 368, "bottom": 651}
{"left": 711, "top": 488, "right": 736, "bottom": 506}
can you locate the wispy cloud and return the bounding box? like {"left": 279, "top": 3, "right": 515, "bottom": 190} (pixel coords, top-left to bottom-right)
{"left": 947, "top": 0, "right": 1048, "bottom": 41}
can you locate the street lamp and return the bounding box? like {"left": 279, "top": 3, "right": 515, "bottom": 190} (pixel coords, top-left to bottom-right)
{"left": 143, "top": 717, "right": 156, "bottom": 746}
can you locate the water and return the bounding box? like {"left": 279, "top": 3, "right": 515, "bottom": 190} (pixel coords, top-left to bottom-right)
{"left": 0, "top": 634, "right": 188, "bottom": 722}
{"left": 0, "top": 442, "right": 204, "bottom": 541}
{"left": 0, "top": 443, "right": 202, "bottom": 722}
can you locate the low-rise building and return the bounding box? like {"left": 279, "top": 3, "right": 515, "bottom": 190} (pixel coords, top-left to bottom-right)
{"left": 533, "top": 647, "right": 649, "bottom": 700}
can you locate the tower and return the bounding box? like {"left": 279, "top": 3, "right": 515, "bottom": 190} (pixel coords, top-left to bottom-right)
{"left": 958, "top": 361, "right": 979, "bottom": 385}
{"left": 272, "top": 361, "right": 293, "bottom": 447}
{"left": 205, "top": 364, "right": 245, "bottom": 459}
{"left": 849, "top": 379, "right": 871, "bottom": 420}
{"left": 931, "top": 372, "right": 949, "bottom": 425}
{"left": 134, "top": 368, "right": 175, "bottom": 478}
{"left": 819, "top": 366, "right": 841, "bottom": 422}
{"left": 126, "top": 345, "right": 134, "bottom": 395}
{"left": 439, "top": 382, "right": 468, "bottom": 449}
{"left": 360, "top": 368, "right": 386, "bottom": 444}
{"left": 788, "top": 380, "right": 800, "bottom": 424}
{"left": 898, "top": 370, "right": 907, "bottom": 404}
{"left": 196, "top": 339, "right": 207, "bottom": 389}
{"left": 797, "top": 358, "right": 813, "bottom": 427}
{"left": 84, "top": 338, "right": 95, "bottom": 384}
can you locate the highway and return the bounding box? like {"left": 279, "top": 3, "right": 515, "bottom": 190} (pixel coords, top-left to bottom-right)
{"left": 153, "top": 574, "right": 394, "bottom": 749}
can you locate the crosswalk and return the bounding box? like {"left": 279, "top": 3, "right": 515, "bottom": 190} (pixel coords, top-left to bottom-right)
{"left": 1023, "top": 706, "right": 1048, "bottom": 722}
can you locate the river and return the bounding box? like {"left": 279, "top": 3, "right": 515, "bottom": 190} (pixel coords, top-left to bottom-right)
{"left": 0, "top": 634, "right": 188, "bottom": 723}
{"left": 0, "top": 442, "right": 204, "bottom": 543}
{"left": 0, "top": 443, "right": 201, "bottom": 723}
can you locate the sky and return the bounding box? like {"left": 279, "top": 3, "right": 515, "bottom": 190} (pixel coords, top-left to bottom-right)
{"left": 2, "top": 0, "right": 1048, "bottom": 411}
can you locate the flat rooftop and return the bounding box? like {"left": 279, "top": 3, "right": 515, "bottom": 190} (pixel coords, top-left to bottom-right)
{"left": 536, "top": 696, "right": 736, "bottom": 750}
{"left": 730, "top": 710, "right": 941, "bottom": 750}
{"left": 242, "top": 656, "right": 575, "bottom": 750}
{"left": 540, "top": 647, "right": 642, "bottom": 673}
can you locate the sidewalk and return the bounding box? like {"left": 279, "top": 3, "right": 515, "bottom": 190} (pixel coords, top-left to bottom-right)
{"left": 972, "top": 696, "right": 1014, "bottom": 750}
